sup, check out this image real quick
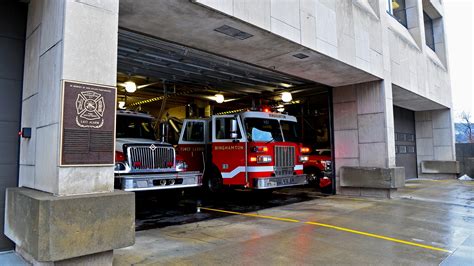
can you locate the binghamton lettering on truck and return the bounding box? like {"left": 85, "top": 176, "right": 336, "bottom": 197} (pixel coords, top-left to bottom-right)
{"left": 214, "top": 146, "right": 244, "bottom": 151}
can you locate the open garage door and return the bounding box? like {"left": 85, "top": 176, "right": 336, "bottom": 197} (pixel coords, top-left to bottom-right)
{"left": 116, "top": 29, "right": 334, "bottom": 194}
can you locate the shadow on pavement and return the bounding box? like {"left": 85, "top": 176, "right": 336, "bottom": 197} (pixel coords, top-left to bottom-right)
{"left": 135, "top": 186, "right": 329, "bottom": 231}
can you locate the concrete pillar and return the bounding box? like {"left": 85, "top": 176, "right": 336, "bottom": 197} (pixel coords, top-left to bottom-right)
{"left": 333, "top": 81, "right": 404, "bottom": 198}
{"left": 415, "top": 109, "right": 457, "bottom": 179}
{"left": 19, "top": 0, "right": 118, "bottom": 196}
{"left": 6, "top": 0, "right": 134, "bottom": 264}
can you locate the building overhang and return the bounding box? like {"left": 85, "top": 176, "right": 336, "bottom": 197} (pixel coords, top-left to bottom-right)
{"left": 392, "top": 84, "right": 448, "bottom": 111}
{"left": 118, "top": 0, "right": 380, "bottom": 88}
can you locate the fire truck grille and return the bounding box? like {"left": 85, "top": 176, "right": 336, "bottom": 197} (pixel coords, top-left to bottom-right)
{"left": 128, "top": 145, "right": 175, "bottom": 169}
{"left": 274, "top": 146, "right": 295, "bottom": 176}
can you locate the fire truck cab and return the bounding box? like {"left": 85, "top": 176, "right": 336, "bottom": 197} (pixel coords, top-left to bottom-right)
{"left": 177, "top": 111, "right": 308, "bottom": 191}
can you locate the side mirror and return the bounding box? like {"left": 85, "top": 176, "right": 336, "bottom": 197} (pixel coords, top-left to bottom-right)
{"left": 230, "top": 118, "right": 238, "bottom": 139}
{"left": 160, "top": 123, "right": 168, "bottom": 142}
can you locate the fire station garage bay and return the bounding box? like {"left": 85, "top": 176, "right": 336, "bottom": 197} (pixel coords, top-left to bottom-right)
{"left": 1, "top": 0, "right": 468, "bottom": 265}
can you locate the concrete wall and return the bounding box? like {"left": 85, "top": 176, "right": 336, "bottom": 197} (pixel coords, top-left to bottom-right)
{"left": 8, "top": 1, "right": 135, "bottom": 264}
{"left": 415, "top": 109, "right": 456, "bottom": 178}
{"left": 195, "top": 0, "right": 455, "bottom": 182}
{"left": 196, "top": 0, "right": 452, "bottom": 109}
{"left": 333, "top": 80, "right": 396, "bottom": 195}
{"left": 0, "top": 1, "right": 27, "bottom": 251}
{"left": 19, "top": 0, "right": 119, "bottom": 196}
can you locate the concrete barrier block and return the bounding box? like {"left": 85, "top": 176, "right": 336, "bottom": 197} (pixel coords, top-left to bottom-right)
{"left": 340, "top": 166, "right": 405, "bottom": 188}
{"left": 4, "top": 188, "right": 135, "bottom": 262}
{"left": 421, "top": 160, "right": 459, "bottom": 174}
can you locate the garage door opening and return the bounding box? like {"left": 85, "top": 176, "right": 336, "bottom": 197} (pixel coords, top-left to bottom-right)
{"left": 116, "top": 29, "right": 334, "bottom": 229}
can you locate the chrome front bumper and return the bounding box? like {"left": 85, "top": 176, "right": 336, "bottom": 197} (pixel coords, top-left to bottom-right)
{"left": 253, "top": 174, "right": 308, "bottom": 189}
{"left": 116, "top": 171, "right": 202, "bottom": 192}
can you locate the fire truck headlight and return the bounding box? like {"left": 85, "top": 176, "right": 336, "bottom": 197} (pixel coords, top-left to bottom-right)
{"left": 124, "top": 179, "right": 134, "bottom": 189}
{"left": 299, "top": 155, "right": 309, "bottom": 163}
{"left": 257, "top": 155, "right": 272, "bottom": 163}
{"left": 300, "top": 147, "right": 310, "bottom": 153}
{"left": 176, "top": 160, "right": 188, "bottom": 172}
{"left": 323, "top": 160, "right": 332, "bottom": 171}
{"left": 251, "top": 146, "right": 269, "bottom": 153}
{"left": 114, "top": 162, "right": 126, "bottom": 171}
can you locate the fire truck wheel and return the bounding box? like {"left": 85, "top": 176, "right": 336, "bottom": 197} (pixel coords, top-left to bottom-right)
{"left": 304, "top": 167, "right": 323, "bottom": 187}
{"left": 320, "top": 184, "right": 333, "bottom": 194}
{"left": 204, "top": 166, "right": 223, "bottom": 193}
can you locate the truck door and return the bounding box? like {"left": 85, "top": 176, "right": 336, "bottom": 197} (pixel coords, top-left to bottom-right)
{"left": 177, "top": 119, "right": 208, "bottom": 172}
{"left": 212, "top": 115, "right": 247, "bottom": 186}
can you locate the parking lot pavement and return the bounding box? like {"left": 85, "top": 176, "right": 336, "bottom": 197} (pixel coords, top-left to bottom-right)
{"left": 114, "top": 180, "right": 474, "bottom": 265}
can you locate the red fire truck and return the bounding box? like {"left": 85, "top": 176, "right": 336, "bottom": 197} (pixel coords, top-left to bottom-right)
{"left": 177, "top": 110, "right": 308, "bottom": 191}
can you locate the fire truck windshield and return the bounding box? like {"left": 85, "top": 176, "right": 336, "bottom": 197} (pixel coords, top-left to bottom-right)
{"left": 280, "top": 121, "right": 299, "bottom": 142}
{"left": 116, "top": 115, "right": 155, "bottom": 140}
{"left": 244, "top": 118, "right": 283, "bottom": 142}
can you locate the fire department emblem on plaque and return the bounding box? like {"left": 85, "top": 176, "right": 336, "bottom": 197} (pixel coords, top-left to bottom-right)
{"left": 75, "top": 90, "right": 105, "bottom": 128}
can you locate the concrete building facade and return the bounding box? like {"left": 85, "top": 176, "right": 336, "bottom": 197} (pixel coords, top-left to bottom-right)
{"left": 0, "top": 0, "right": 457, "bottom": 264}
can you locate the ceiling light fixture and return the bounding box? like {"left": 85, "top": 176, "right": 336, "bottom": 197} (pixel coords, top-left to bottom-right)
{"left": 215, "top": 93, "right": 224, "bottom": 104}
{"left": 279, "top": 83, "right": 293, "bottom": 88}
{"left": 281, "top": 92, "right": 292, "bottom": 103}
{"left": 124, "top": 80, "right": 137, "bottom": 93}
{"left": 118, "top": 101, "right": 126, "bottom": 109}
{"left": 277, "top": 107, "right": 285, "bottom": 113}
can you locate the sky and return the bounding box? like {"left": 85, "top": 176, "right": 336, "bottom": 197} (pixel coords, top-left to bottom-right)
{"left": 444, "top": 0, "right": 474, "bottom": 121}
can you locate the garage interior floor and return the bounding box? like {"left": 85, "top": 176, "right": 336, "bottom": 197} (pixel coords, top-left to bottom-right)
{"left": 114, "top": 179, "right": 473, "bottom": 265}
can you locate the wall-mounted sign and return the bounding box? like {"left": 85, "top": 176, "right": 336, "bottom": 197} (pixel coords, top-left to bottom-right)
{"left": 60, "top": 80, "right": 116, "bottom": 166}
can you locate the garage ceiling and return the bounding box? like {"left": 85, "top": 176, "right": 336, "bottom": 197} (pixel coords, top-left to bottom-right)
{"left": 117, "top": 29, "right": 329, "bottom": 103}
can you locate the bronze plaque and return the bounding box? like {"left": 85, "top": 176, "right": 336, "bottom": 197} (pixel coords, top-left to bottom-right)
{"left": 61, "top": 81, "right": 116, "bottom": 165}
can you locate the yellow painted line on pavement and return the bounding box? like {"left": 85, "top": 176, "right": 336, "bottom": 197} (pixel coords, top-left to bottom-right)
{"left": 304, "top": 221, "right": 450, "bottom": 253}
{"left": 201, "top": 207, "right": 451, "bottom": 253}
{"left": 201, "top": 207, "right": 300, "bottom": 223}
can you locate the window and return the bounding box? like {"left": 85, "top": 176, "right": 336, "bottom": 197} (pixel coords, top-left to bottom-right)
{"left": 182, "top": 121, "right": 204, "bottom": 142}
{"left": 280, "top": 121, "right": 300, "bottom": 142}
{"left": 244, "top": 118, "right": 282, "bottom": 142}
{"left": 424, "top": 12, "right": 435, "bottom": 51}
{"left": 387, "top": 0, "right": 407, "bottom": 28}
{"left": 215, "top": 117, "right": 242, "bottom": 140}
{"left": 116, "top": 115, "right": 155, "bottom": 140}
{"left": 399, "top": 145, "right": 407, "bottom": 154}
{"left": 398, "top": 133, "right": 406, "bottom": 141}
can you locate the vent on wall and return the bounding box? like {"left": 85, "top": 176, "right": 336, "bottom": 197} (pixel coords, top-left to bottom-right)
{"left": 293, "top": 53, "right": 309, "bottom": 59}
{"left": 214, "top": 25, "right": 253, "bottom": 40}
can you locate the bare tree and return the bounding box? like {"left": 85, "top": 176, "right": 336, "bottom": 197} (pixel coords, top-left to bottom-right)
{"left": 460, "top": 112, "right": 474, "bottom": 143}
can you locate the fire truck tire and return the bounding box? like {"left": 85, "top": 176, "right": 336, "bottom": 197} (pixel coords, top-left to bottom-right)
{"left": 203, "top": 165, "right": 223, "bottom": 193}
{"left": 320, "top": 184, "right": 333, "bottom": 194}
{"left": 304, "top": 167, "right": 323, "bottom": 187}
